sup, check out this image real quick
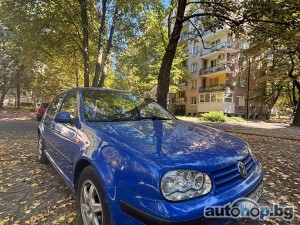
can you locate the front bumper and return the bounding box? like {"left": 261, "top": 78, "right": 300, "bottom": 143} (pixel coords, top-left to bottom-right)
{"left": 107, "top": 162, "right": 263, "bottom": 225}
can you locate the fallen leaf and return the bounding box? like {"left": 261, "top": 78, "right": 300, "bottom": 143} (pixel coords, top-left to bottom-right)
{"left": 66, "top": 217, "right": 74, "bottom": 223}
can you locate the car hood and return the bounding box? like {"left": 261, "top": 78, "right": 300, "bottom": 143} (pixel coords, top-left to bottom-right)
{"left": 87, "top": 120, "right": 249, "bottom": 172}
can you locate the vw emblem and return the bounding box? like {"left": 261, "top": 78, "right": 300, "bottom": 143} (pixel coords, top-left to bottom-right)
{"left": 237, "top": 161, "right": 247, "bottom": 179}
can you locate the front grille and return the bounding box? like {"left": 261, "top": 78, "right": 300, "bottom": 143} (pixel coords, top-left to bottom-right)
{"left": 211, "top": 155, "right": 256, "bottom": 193}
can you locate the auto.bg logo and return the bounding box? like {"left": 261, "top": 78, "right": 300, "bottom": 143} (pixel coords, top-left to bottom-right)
{"left": 204, "top": 198, "right": 294, "bottom": 221}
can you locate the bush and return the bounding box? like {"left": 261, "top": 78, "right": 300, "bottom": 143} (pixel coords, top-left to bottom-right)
{"left": 201, "top": 111, "right": 227, "bottom": 122}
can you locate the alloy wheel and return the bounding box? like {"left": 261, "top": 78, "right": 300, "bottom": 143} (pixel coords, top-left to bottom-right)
{"left": 80, "top": 180, "right": 103, "bottom": 225}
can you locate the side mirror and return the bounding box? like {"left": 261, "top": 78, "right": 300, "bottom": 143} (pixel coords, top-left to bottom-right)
{"left": 54, "top": 112, "right": 72, "bottom": 123}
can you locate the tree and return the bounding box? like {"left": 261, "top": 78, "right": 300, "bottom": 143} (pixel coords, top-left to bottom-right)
{"left": 244, "top": 0, "right": 300, "bottom": 125}
{"left": 0, "top": 21, "right": 26, "bottom": 108}
{"left": 0, "top": 0, "right": 94, "bottom": 99}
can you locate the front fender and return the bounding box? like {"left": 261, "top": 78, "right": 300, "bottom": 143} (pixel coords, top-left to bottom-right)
{"left": 92, "top": 141, "right": 164, "bottom": 200}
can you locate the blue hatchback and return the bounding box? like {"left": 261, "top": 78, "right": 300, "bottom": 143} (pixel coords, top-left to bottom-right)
{"left": 38, "top": 88, "right": 263, "bottom": 225}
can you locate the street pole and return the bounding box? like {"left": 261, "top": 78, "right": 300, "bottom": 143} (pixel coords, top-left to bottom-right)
{"left": 246, "top": 58, "right": 251, "bottom": 119}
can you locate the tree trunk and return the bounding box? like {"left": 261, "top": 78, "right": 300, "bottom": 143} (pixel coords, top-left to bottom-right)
{"left": 156, "top": 0, "right": 187, "bottom": 109}
{"left": 292, "top": 83, "right": 297, "bottom": 108}
{"left": 0, "top": 88, "right": 8, "bottom": 108}
{"left": 98, "top": 7, "right": 118, "bottom": 88}
{"left": 92, "top": 0, "right": 107, "bottom": 87}
{"left": 16, "top": 84, "right": 21, "bottom": 109}
{"left": 74, "top": 51, "right": 79, "bottom": 87}
{"left": 292, "top": 101, "right": 300, "bottom": 126}
{"left": 78, "top": 0, "right": 90, "bottom": 87}
{"left": 291, "top": 79, "right": 300, "bottom": 126}
{"left": 266, "top": 83, "right": 282, "bottom": 120}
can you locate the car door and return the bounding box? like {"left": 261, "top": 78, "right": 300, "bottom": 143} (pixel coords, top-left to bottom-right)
{"left": 43, "top": 93, "right": 66, "bottom": 162}
{"left": 49, "top": 91, "right": 81, "bottom": 182}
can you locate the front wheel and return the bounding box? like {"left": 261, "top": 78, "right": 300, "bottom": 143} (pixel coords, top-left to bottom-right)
{"left": 77, "top": 166, "right": 112, "bottom": 225}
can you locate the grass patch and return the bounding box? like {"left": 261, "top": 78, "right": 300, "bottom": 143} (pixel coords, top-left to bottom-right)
{"left": 178, "top": 112, "right": 245, "bottom": 123}
{"left": 228, "top": 116, "right": 245, "bottom": 122}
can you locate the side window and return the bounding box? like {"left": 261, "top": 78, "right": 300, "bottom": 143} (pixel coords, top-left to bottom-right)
{"left": 60, "top": 92, "right": 77, "bottom": 118}
{"left": 47, "top": 94, "right": 65, "bottom": 117}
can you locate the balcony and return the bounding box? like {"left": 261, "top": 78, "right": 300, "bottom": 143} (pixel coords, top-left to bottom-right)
{"left": 202, "top": 26, "right": 230, "bottom": 41}
{"left": 176, "top": 97, "right": 187, "bottom": 102}
{"left": 173, "top": 97, "right": 187, "bottom": 105}
{"left": 199, "top": 62, "right": 234, "bottom": 76}
{"left": 199, "top": 84, "right": 230, "bottom": 92}
{"left": 200, "top": 41, "right": 236, "bottom": 59}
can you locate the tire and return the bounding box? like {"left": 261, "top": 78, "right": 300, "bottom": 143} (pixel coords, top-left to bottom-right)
{"left": 38, "top": 135, "right": 49, "bottom": 164}
{"left": 77, "top": 166, "right": 112, "bottom": 225}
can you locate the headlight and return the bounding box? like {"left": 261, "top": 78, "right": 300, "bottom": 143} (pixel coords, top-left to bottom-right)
{"left": 161, "top": 170, "right": 212, "bottom": 201}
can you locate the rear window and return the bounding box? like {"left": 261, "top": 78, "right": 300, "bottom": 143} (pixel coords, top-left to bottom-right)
{"left": 40, "top": 103, "right": 49, "bottom": 108}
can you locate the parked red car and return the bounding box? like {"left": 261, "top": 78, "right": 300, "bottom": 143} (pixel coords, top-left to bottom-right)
{"left": 36, "top": 102, "right": 49, "bottom": 121}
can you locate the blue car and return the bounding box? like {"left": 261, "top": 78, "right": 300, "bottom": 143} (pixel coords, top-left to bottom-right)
{"left": 38, "top": 88, "right": 263, "bottom": 225}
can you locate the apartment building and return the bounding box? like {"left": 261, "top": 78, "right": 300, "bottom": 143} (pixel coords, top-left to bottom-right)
{"left": 170, "top": 21, "right": 268, "bottom": 118}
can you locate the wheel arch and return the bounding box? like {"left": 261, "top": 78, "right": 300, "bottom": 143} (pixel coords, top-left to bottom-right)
{"left": 73, "top": 158, "right": 91, "bottom": 192}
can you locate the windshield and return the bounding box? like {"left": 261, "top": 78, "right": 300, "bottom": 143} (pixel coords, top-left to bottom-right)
{"left": 82, "top": 90, "right": 174, "bottom": 122}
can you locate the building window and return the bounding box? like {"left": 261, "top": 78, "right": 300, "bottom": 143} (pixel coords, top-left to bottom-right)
{"left": 216, "top": 93, "right": 223, "bottom": 102}
{"left": 240, "top": 41, "right": 249, "bottom": 49}
{"left": 205, "top": 93, "right": 210, "bottom": 102}
{"left": 237, "top": 96, "right": 246, "bottom": 106}
{"left": 210, "top": 59, "right": 220, "bottom": 67}
{"left": 178, "top": 91, "right": 185, "bottom": 98}
{"left": 181, "top": 32, "right": 188, "bottom": 41}
{"left": 191, "top": 63, "right": 197, "bottom": 72}
{"left": 211, "top": 39, "right": 221, "bottom": 46}
{"left": 192, "top": 46, "right": 198, "bottom": 55}
{"left": 239, "top": 77, "right": 246, "bottom": 87}
{"left": 211, "top": 93, "right": 216, "bottom": 102}
{"left": 209, "top": 77, "right": 219, "bottom": 86}
{"left": 200, "top": 93, "right": 224, "bottom": 103}
{"left": 191, "top": 79, "right": 197, "bottom": 89}
{"left": 199, "top": 94, "right": 205, "bottom": 102}
{"left": 191, "top": 97, "right": 197, "bottom": 105}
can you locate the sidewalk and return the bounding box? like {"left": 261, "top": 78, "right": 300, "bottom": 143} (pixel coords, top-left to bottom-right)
{"left": 179, "top": 117, "right": 300, "bottom": 141}
{"left": 0, "top": 108, "right": 35, "bottom": 121}
{"left": 203, "top": 121, "right": 300, "bottom": 141}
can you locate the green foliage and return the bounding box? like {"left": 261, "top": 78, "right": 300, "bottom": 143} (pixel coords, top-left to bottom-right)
{"left": 201, "top": 111, "right": 227, "bottom": 122}
{"left": 201, "top": 112, "right": 245, "bottom": 122}
{"left": 113, "top": 2, "right": 188, "bottom": 95}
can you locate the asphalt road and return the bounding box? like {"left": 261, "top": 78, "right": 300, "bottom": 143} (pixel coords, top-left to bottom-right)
{"left": 0, "top": 120, "right": 299, "bottom": 225}
{"left": 0, "top": 120, "right": 37, "bottom": 139}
